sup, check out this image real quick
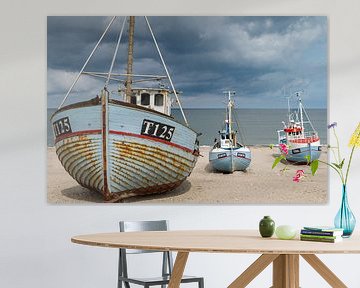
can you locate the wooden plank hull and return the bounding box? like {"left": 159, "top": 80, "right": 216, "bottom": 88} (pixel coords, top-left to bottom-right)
{"left": 51, "top": 99, "right": 199, "bottom": 201}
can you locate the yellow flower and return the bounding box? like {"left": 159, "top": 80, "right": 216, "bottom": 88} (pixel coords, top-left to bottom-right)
{"left": 349, "top": 122, "right": 360, "bottom": 147}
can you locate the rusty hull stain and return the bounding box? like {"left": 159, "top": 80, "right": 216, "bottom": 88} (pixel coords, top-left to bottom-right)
{"left": 55, "top": 133, "right": 197, "bottom": 202}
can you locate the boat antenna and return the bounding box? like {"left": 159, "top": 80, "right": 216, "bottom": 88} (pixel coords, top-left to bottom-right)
{"left": 58, "top": 16, "right": 116, "bottom": 109}
{"left": 144, "top": 16, "right": 189, "bottom": 127}
{"left": 125, "top": 16, "right": 135, "bottom": 102}
{"left": 105, "top": 16, "right": 127, "bottom": 89}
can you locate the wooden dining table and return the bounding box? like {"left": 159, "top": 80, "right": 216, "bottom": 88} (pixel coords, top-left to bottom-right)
{"left": 71, "top": 230, "right": 360, "bottom": 288}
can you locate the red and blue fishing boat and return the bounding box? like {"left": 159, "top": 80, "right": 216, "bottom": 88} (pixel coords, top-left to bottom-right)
{"left": 277, "top": 91, "right": 321, "bottom": 163}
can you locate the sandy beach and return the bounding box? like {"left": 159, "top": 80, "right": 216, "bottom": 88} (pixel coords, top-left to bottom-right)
{"left": 47, "top": 146, "right": 327, "bottom": 204}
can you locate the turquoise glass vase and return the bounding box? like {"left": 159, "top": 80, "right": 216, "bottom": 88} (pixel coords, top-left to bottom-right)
{"left": 334, "top": 185, "right": 356, "bottom": 237}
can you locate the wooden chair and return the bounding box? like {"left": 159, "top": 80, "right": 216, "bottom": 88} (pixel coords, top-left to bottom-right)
{"left": 118, "top": 220, "right": 204, "bottom": 288}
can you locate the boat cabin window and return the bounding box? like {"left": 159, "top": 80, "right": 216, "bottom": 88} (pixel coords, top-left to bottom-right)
{"left": 130, "top": 96, "right": 137, "bottom": 105}
{"left": 221, "top": 134, "right": 230, "bottom": 140}
{"left": 141, "top": 93, "right": 150, "bottom": 105}
{"left": 154, "top": 93, "right": 164, "bottom": 106}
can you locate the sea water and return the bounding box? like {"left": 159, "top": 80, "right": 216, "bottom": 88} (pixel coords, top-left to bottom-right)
{"left": 47, "top": 108, "right": 327, "bottom": 147}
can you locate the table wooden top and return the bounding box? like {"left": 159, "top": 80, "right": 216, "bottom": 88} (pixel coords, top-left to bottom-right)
{"left": 71, "top": 230, "right": 360, "bottom": 254}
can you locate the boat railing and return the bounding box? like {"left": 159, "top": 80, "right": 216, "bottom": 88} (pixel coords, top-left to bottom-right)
{"left": 288, "top": 130, "right": 319, "bottom": 140}
{"left": 303, "top": 131, "right": 318, "bottom": 138}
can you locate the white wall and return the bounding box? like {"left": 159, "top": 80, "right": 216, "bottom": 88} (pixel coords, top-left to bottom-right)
{"left": 1, "top": 0, "right": 360, "bottom": 287}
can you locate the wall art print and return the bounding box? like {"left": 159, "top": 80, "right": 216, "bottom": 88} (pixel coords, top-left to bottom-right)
{"left": 47, "top": 16, "right": 328, "bottom": 204}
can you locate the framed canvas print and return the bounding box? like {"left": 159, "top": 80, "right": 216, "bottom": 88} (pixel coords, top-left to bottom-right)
{"left": 47, "top": 16, "right": 327, "bottom": 204}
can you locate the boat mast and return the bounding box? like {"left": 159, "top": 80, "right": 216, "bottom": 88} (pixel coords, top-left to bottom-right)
{"left": 125, "top": 16, "right": 135, "bottom": 102}
{"left": 297, "top": 92, "right": 304, "bottom": 130}
{"left": 228, "top": 91, "right": 232, "bottom": 136}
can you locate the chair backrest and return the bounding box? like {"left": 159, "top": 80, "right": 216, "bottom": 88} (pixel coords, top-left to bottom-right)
{"left": 118, "top": 220, "right": 173, "bottom": 282}
{"left": 119, "top": 220, "right": 168, "bottom": 254}
{"left": 120, "top": 220, "right": 168, "bottom": 232}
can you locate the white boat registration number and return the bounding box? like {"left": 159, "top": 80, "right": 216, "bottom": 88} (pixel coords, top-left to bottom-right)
{"left": 53, "top": 117, "right": 72, "bottom": 137}
{"left": 141, "top": 119, "right": 175, "bottom": 141}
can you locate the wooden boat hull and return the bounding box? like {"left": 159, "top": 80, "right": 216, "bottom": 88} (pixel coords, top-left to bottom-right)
{"left": 209, "top": 147, "right": 251, "bottom": 173}
{"left": 51, "top": 98, "right": 199, "bottom": 201}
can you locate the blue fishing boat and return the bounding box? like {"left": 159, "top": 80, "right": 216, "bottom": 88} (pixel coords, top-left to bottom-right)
{"left": 277, "top": 91, "right": 321, "bottom": 163}
{"left": 209, "top": 91, "right": 251, "bottom": 173}
{"left": 51, "top": 16, "right": 199, "bottom": 202}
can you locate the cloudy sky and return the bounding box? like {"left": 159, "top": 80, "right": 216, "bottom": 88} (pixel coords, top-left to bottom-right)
{"left": 47, "top": 16, "right": 327, "bottom": 109}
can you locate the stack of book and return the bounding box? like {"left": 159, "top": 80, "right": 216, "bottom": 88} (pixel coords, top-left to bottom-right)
{"left": 300, "top": 226, "right": 344, "bottom": 243}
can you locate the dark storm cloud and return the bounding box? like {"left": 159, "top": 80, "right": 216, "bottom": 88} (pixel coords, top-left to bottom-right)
{"left": 47, "top": 16, "right": 327, "bottom": 108}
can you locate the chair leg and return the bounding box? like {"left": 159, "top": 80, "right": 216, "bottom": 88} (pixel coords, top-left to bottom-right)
{"left": 118, "top": 250, "right": 122, "bottom": 288}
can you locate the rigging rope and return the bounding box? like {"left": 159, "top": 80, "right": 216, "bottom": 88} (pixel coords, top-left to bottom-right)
{"left": 144, "top": 16, "right": 189, "bottom": 127}
{"left": 105, "top": 16, "right": 127, "bottom": 89}
{"left": 233, "top": 107, "right": 247, "bottom": 146}
{"left": 58, "top": 16, "right": 116, "bottom": 109}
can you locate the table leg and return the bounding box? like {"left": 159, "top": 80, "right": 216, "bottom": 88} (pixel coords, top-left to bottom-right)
{"left": 288, "top": 255, "right": 299, "bottom": 288}
{"left": 272, "top": 254, "right": 299, "bottom": 288}
{"left": 168, "top": 252, "right": 189, "bottom": 288}
{"left": 301, "top": 254, "right": 347, "bottom": 288}
{"left": 228, "top": 254, "right": 279, "bottom": 288}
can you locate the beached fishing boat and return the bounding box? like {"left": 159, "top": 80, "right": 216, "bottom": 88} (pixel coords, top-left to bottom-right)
{"left": 50, "top": 16, "right": 199, "bottom": 202}
{"left": 277, "top": 91, "right": 321, "bottom": 163}
{"left": 209, "top": 91, "right": 251, "bottom": 173}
